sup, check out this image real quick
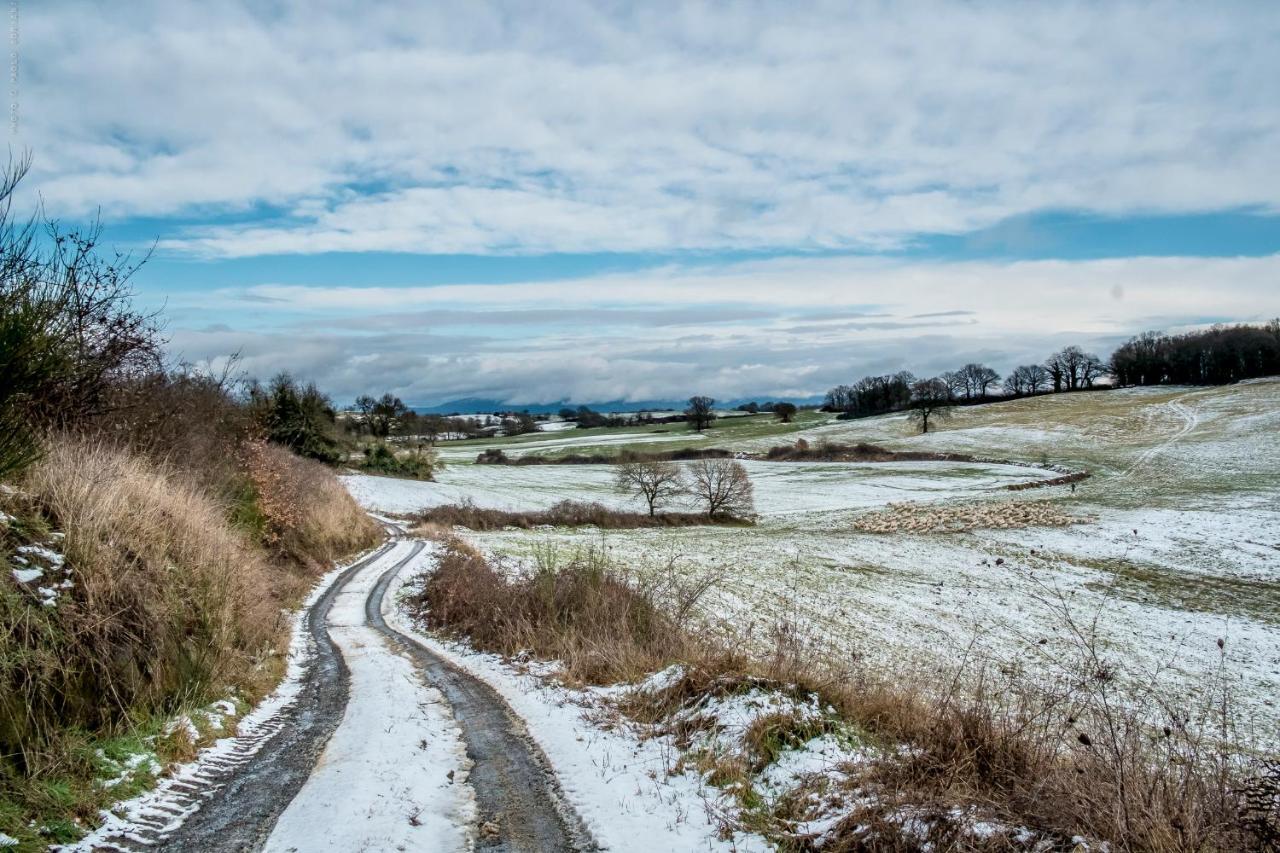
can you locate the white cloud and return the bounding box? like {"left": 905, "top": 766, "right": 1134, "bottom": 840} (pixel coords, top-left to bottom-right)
{"left": 19, "top": 1, "right": 1280, "bottom": 256}
{"left": 166, "top": 253, "right": 1280, "bottom": 404}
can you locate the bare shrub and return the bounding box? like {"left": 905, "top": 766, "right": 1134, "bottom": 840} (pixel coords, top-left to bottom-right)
{"left": 405, "top": 538, "right": 721, "bottom": 684}
{"left": 242, "top": 440, "right": 380, "bottom": 569}
{"left": 685, "top": 458, "right": 755, "bottom": 518}
{"left": 410, "top": 499, "right": 746, "bottom": 532}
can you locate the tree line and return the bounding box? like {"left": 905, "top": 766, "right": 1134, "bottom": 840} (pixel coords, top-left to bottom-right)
{"left": 1110, "top": 322, "right": 1280, "bottom": 387}
{"left": 821, "top": 323, "right": 1279, "bottom": 433}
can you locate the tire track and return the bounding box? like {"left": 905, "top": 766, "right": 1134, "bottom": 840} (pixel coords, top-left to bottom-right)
{"left": 367, "top": 538, "right": 596, "bottom": 852}
{"left": 1116, "top": 392, "right": 1201, "bottom": 479}
{"left": 67, "top": 541, "right": 400, "bottom": 852}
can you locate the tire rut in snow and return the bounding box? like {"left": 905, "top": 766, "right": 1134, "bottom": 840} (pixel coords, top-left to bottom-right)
{"left": 149, "top": 541, "right": 401, "bottom": 852}
{"left": 368, "top": 539, "right": 596, "bottom": 852}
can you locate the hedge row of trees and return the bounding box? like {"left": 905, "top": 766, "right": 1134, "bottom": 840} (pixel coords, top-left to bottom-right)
{"left": 823, "top": 323, "right": 1279, "bottom": 430}
{"left": 823, "top": 345, "right": 1110, "bottom": 420}
{"left": 1110, "top": 323, "right": 1280, "bottom": 387}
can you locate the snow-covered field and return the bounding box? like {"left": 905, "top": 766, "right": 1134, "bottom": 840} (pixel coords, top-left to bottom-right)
{"left": 345, "top": 380, "right": 1280, "bottom": 742}
{"left": 437, "top": 429, "right": 709, "bottom": 462}
{"left": 342, "top": 459, "right": 1049, "bottom": 516}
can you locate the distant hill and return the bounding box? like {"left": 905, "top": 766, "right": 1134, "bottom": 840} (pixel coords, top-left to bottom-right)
{"left": 410, "top": 396, "right": 825, "bottom": 415}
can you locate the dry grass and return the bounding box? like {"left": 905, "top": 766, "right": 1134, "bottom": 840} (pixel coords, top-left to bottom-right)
{"left": 243, "top": 439, "right": 380, "bottom": 569}
{"left": 408, "top": 539, "right": 1275, "bottom": 851}
{"left": 410, "top": 499, "right": 748, "bottom": 532}
{"left": 406, "top": 537, "right": 726, "bottom": 684}
{"left": 1, "top": 436, "right": 382, "bottom": 843}
{"left": 5, "top": 439, "right": 281, "bottom": 773}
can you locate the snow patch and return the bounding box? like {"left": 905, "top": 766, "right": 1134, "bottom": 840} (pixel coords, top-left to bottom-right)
{"left": 10, "top": 566, "right": 42, "bottom": 584}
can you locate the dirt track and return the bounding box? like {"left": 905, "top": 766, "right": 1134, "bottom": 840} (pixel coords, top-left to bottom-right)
{"left": 76, "top": 532, "right": 590, "bottom": 852}
{"left": 366, "top": 539, "right": 592, "bottom": 852}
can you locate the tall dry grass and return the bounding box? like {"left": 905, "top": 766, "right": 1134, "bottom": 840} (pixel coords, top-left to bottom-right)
{"left": 242, "top": 439, "right": 380, "bottom": 569}
{"left": 408, "top": 537, "right": 726, "bottom": 684}
{"left": 3, "top": 437, "right": 380, "bottom": 777}
{"left": 5, "top": 439, "right": 281, "bottom": 773}
{"left": 406, "top": 538, "right": 1276, "bottom": 851}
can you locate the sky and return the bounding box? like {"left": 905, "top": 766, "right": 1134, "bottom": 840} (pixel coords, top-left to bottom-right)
{"left": 15, "top": 1, "right": 1280, "bottom": 407}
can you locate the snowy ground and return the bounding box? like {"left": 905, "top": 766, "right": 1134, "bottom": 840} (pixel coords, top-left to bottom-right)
{"left": 345, "top": 381, "right": 1280, "bottom": 743}
{"left": 342, "top": 459, "right": 1048, "bottom": 516}
{"left": 263, "top": 540, "right": 473, "bottom": 852}
{"left": 384, "top": 549, "right": 768, "bottom": 852}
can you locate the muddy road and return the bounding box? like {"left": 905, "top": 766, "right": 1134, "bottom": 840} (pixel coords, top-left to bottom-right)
{"left": 76, "top": 533, "right": 592, "bottom": 852}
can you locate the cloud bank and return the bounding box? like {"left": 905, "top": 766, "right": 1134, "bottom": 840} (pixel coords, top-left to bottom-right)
{"left": 22, "top": 1, "right": 1280, "bottom": 257}
{"left": 20, "top": 2, "right": 1280, "bottom": 404}
{"left": 165, "top": 254, "right": 1280, "bottom": 405}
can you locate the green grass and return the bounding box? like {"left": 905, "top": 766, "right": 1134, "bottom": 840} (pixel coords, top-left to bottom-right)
{"left": 1080, "top": 557, "right": 1280, "bottom": 625}
{"left": 0, "top": 717, "right": 170, "bottom": 850}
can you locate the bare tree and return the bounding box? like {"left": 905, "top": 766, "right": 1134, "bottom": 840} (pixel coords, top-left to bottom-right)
{"left": 1080, "top": 353, "right": 1107, "bottom": 388}
{"left": 685, "top": 395, "right": 716, "bottom": 431}
{"left": 1046, "top": 345, "right": 1101, "bottom": 391}
{"left": 420, "top": 414, "right": 446, "bottom": 444}
{"left": 1003, "top": 368, "right": 1027, "bottom": 397}
{"left": 685, "top": 458, "right": 754, "bottom": 518}
{"left": 353, "top": 394, "right": 376, "bottom": 434}
{"left": 974, "top": 365, "right": 1001, "bottom": 397}
{"left": 1024, "top": 363, "right": 1051, "bottom": 393}
{"left": 614, "top": 460, "right": 684, "bottom": 516}
{"left": 941, "top": 371, "right": 965, "bottom": 400}
{"left": 368, "top": 392, "right": 407, "bottom": 437}
{"left": 1044, "top": 352, "right": 1066, "bottom": 392}
{"left": 1004, "top": 364, "right": 1051, "bottom": 397}
{"left": 908, "top": 377, "right": 953, "bottom": 434}
{"left": 957, "top": 362, "right": 1001, "bottom": 399}
{"left": 773, "top": 402, "right": 797, "bottom": 422}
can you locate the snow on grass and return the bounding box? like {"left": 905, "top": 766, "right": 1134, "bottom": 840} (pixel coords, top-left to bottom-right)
{"left": 10, "top": 566, "right": 42, "bottom": 583}
{"left": 342, "top": 459, "right": 1045, "bottom": 517}
{"left": 264, "top": 540, "right": 473, "bottom": 853}
{"left": 98, "top": 752, "right": 162, "bottom": 790}
{"left": 9, "top": 538, "right": 75, "bottom": 607}
{"left": 16, "top": 544, "right": 64, "bottom": 568}
{"left": 439, "top": 429, "right": 709, "bottom": 461}
{"left": 343, "top": 382, "right": 1280, "bottom": 745}
{"left": 385, "top": 546, "right": 770, "bottom": 853}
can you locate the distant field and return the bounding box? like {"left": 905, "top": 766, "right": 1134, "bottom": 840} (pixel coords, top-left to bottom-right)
{"left": 347, "top": 379, "right": 1280, "bottom": 742}
{"left": 435, "top": 409, "right": 826, "bottom": 462}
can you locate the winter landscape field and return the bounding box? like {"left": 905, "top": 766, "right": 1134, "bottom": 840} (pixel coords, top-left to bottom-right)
{"left": 6, "top": 3, "right": 1280, "bottom": 851}
{"left": 345, "top": 379, "right": 1280, "bottom": 741}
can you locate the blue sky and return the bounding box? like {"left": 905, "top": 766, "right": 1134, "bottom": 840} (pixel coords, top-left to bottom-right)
{"left": 17, "top": 1, "right": 1280, "bottom": 406}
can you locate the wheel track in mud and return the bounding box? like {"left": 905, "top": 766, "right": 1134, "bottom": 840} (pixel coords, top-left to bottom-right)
{"left": 76, "top": 540, "right": 398, "bottom": 852}
{"left": 78, "top": 531, "right": 592, "bottom": 852}
{"left": 1116, "top": 392, "right": 1202, "bottom": 479}
{"left": 366, "top": 535, "right": 594, "bottom": 852}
